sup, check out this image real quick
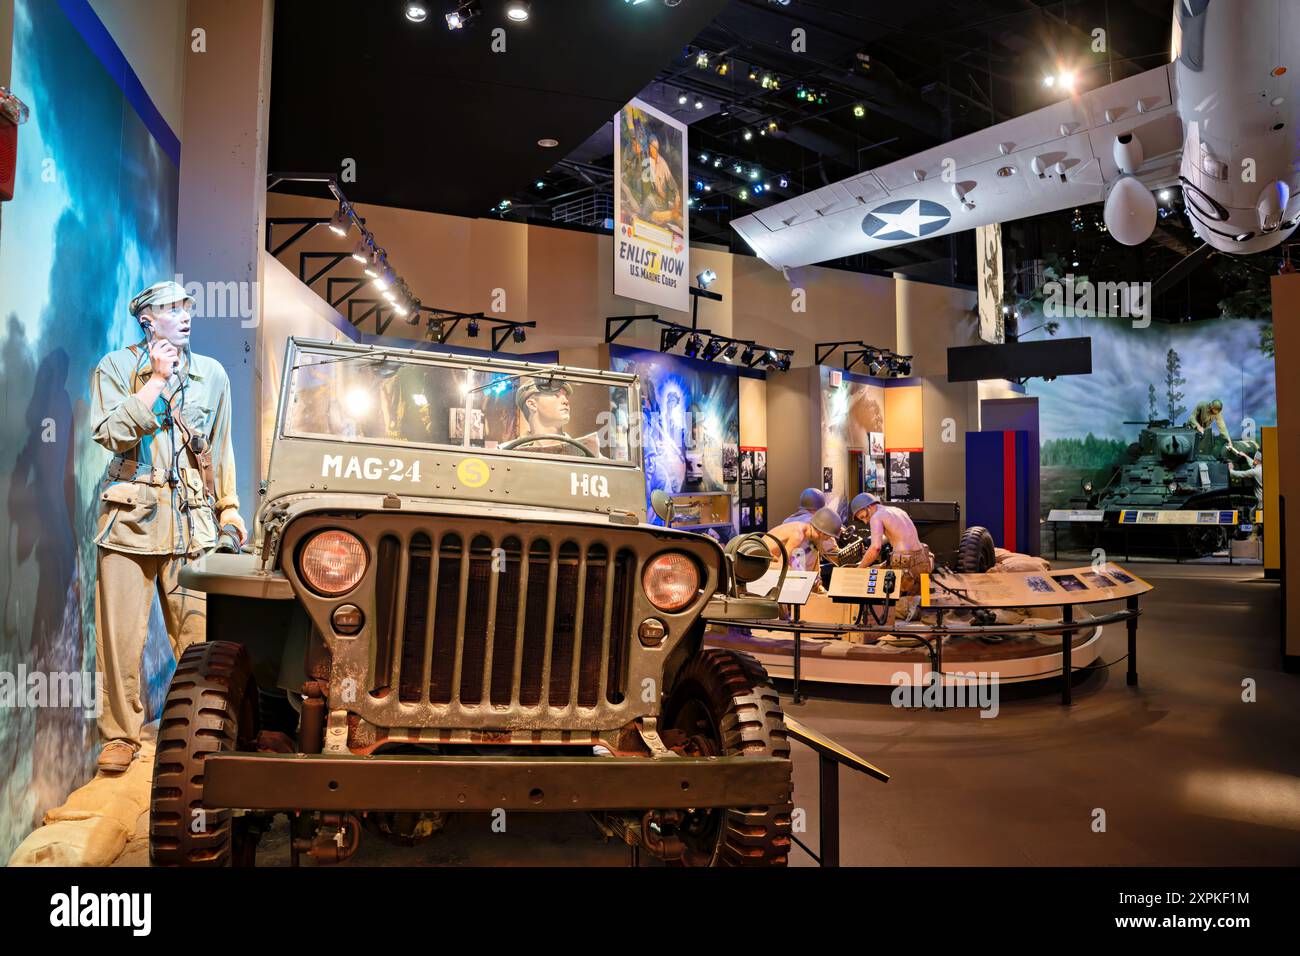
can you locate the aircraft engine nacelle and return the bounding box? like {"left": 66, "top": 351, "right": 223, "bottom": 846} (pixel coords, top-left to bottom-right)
{"left": 1104, "top": 175, "right": 1158, "bottom": 246}
{"left": 1257, "top": 180, "right": 1290, "bottom": 233}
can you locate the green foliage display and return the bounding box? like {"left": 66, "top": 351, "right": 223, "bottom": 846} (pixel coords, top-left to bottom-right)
{"left": 1041, "top": 434, "right": 1130, "bottom": 468}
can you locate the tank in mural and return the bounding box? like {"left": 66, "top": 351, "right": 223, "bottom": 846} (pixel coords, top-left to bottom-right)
{"left": 1068, "top": 419, "right": 1261, "bottom": 555}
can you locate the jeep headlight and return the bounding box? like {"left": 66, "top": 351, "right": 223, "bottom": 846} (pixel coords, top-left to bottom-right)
{"left": 642, "top": 552, "right": 700, "bottom": 612}
{"left": 300, "top": 530, "right": 368, "bottom": 596}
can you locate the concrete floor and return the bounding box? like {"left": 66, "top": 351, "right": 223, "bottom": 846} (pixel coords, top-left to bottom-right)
{"left": 114, "top": 561, "right": 1299, "bottom": 867}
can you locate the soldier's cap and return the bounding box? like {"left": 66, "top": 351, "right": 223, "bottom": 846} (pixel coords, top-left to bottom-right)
{"left": 810, "top": 507, "right": 842, "bottom": 538}
{"left": 129, "top": 280, "right": 193, "bottom": 318}
{"left": 850, "top": 492, "right": 880, "bottom": 515}
{"left": 799, "top": 487, "right": 826, "bottom": 511}
{"left": 516, "top": 375, "right": 573, "bottom": 411}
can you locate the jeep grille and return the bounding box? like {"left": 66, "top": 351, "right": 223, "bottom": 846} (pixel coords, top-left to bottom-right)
{"left": 374, "top": 532, "right": 635, "bottom": 710}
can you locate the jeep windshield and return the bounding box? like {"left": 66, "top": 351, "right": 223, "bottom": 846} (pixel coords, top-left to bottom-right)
{"left": 283, "top": 346, "right": 634, "bottom": 462}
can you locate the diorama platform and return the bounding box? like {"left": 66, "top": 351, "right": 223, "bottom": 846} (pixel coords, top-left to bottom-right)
{"left": 706, "top": 613, "right": 1104, "bottom": 687}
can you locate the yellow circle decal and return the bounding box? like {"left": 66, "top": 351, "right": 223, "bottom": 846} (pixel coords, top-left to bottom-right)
{"left": 456, "top": 457, "right": 490, "bottom": 488}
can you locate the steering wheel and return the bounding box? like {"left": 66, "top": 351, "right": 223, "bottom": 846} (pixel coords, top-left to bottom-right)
{"left": 499, "top": 433, "right": 596, "bottom": 457}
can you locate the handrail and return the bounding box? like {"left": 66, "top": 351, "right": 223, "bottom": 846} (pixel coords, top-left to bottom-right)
{"left": 782, "top": 715, "right": 888, "bottom": 867}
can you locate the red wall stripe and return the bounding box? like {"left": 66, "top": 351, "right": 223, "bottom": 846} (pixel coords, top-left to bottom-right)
{"left": 1002, "top": 431, "right": 1017, "bottom": 551}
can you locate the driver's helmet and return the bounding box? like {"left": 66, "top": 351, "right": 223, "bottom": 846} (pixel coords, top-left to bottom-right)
{"left": 516, "top": 375, "right": 573, "bottom": 412}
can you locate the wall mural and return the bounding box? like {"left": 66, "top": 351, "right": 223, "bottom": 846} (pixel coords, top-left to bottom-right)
{"left": 818, "top": 366, "right": 885, "bottom": 515}
{"left": 1024, "top": 315, "right": 1276, "bottom": 517}
{"left": 608, "top": 345, "right": 739, "bottom": 523}
{"left": 0, "top": 0, "right": 179, "bottom": 858}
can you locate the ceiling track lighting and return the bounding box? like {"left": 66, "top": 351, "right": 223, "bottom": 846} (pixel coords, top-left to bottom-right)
{"left": 445, "top": 0, "right": 481, "bottom": 30}
{"left": 505, "top": 0, "right": 530, "bottom": 22}
{"left": 404, "top": 2, "right": 429, "bottom": 22}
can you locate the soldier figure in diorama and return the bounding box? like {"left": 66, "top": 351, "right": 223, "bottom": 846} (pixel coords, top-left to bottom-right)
{"left": 89, "top": 280, "right": 246, "bottom": 774}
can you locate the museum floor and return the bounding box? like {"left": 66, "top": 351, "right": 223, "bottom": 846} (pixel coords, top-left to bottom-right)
{"left": 108, "top": 561, "right": 1297, "bottom": 867}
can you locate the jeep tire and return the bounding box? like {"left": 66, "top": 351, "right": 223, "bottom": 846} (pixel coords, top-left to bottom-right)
{"left": 150, "top": 641, "right": 260, "bottom": 866}
{"left": 659, "top": 648, "right": 793, "bottom": 866}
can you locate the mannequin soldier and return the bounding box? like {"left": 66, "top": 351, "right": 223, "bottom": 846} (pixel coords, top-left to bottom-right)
{"left": 765, "top": 507, "right": 843, "bottom": 578}
{"left": 1187, "top": 398, "right": 1235, "bottom": 456}
{"left": 779, "top": 488, "right": 828, "bottom": 570}
{"left": 90, "top": 280, "right": 246, "bottom": 773}
{"left": 851, "top": 493, "right": 933, "bottom": 616}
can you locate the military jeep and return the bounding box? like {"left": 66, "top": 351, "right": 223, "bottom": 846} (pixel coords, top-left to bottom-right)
{"left": 155, "top": 337, "right": 792, "bottom": 867}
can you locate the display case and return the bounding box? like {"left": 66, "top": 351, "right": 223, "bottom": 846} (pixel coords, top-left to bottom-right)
{"left": 669, "top": 491, "right": 734, "bottom": 533}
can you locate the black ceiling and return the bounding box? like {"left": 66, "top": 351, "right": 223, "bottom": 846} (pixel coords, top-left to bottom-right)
{"left": 269, "top": 0, "right": 730, "bottom": 217}
{"left": 268, "top": 0, "right": 1282, "bottom": 321}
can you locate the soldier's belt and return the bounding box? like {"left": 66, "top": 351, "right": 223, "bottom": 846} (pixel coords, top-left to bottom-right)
{"left": 108, "top": 458, "right": 202, "bottom": 487}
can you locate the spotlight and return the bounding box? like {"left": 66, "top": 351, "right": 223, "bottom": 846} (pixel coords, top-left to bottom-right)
{"left": 749, "top": 168, "right": 760, "bottom": 180}
{"left": 740, "top": 346, "right": 756, "bottom": 365}
{"left": 767, "top": 119, "right": 778, "bottom": 133}
{"left": 748, "top": 69, "right": 759, "bottom": 82}
{"left": 695, "top": 51, "right": 709, "bottom": 68}
{"left": 351, "top": 240, "right": 368, "bottom": 263}
{"left": 393, "top": 299, "right": 410, "bottom": 317}
{"left": 713, "top": 158, "right": 722, "bottom": 168}
{"left": 897, "top": 359, "right": 912, "bottom": 375}
{"left": 868, "top": 359, "right": 882, "bottom": 376}
{"left": 703, "top": 183, "right": 712, "bottom": 192}
{"left": 512, "top": 325, "right": 526, "bottom": 343}
{"left": 328, "top": 205, "right": 349, "bottom": 236}
{"left": 743, "top": 128, "right": 753, "bottom": 141}
{"left": 467, "top": 317, "right": 479, "bottom": 337}
{"left": 1057, "top": 71, "right": 1075, "bottom": 90}
{"left": 694, "top": 99, "right": 704, "bottom": 110}
{"left": 405, "top": 2, "right": 429, "bottom": 22}
{"left": 662, "top": 327, "right": 686, "bottom": 351}
{"left": 716, "top": 61, "right": 728, "bottom": 76}
{"left": 732, "top": 163, "right": 743, "bottom": 174}
{"left": 684, "top": 334, "right": 702, "bottom": 358}
{"left": 1042, "top": 75, "right": 1055, "bottom": 88}
{"left": 430, "top": 319, "right": 444, "bottom": 342}
{"left": 696, "top": 269, "right": 717, "bottom": 288}
{"left": 723, "top": 342, "right": 739, "bottom": 361}
{"left": 535, "top": 179, "right": 544, "bottom": 189}
{"left": 739, "top": 189, "right": 749, "bottom": 200}
{"left": 753, "top": 183, "right": 764, "bottom": 194}
{"left": 779, "top": 176, "right": 788, "bottom": 188}
{"left": 373, "top": 267, "right": 394, "bottom": 291}
{"left": 701, "top": 338, "right": 725, "bottom": 362}
{"left": 853, "top": 103, "right": 866, "bottom": 118}
{"left": 678, "top": 93, "right": 689, "bottom": 106}
{"left": 445, "top": 0, "right": 480, "bottom": 29}
{"left": 505, "top": 0, "right": 529, "bottom": 21}
{"left": 1158, "top": 189, "right": 1173, "bottom": 202}
{"left": 382, "top": 290, "right": 397, "bottom": 303}
{"left": 699, "top": 152, "right": 709, "bottom": 162}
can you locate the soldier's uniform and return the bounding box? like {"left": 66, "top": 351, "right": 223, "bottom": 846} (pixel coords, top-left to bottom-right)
{"left": 91, "top": 331, "right": 238, "bottom": 758}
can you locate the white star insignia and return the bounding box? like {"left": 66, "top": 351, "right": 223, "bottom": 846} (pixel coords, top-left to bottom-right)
{"left": 872, "top": 200, "right": 949, "bottom": 238}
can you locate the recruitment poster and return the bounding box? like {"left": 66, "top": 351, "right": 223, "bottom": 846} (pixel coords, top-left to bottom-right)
{"left": 614, "top": 98, "right": 689, "bottom": 312}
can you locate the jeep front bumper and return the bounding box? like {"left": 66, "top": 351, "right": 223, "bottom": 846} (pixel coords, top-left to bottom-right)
{"left": 202, "top": 753, "right": 791, "bottom": 812}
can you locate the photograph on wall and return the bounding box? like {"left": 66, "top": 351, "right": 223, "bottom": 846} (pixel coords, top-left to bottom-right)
{"left": 887, "top": 451, "right": 924, "bottom": 501}
{"left": 753, "top": 449, "right": 767, "bottom": 480}
{"left": 614, "top": 98, "right": 689, "bottom": 312}
{"left": 869, "top": 431, "right": 885, "bottom": 456}
{"left": 610, "top": 345, "right": 739, "bottom": 522}
{"left": 822, "top": 466, "right": 833, "bottom": 493}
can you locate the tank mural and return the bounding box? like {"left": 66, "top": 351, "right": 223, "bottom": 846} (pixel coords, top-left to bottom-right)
{"left": 1024, "top": 315, "right": 1275, "bottom": 554}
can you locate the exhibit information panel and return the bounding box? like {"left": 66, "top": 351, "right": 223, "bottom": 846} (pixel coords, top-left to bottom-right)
{"left": 921, "top": 564, "right": 1153, "bottom": 608}
{"left": 1047, "top": 509, "right": 1106, "bottom": 522}
{"left": 614, "top": 98, "right": 689, "bottom": 312}
{"left": 1118, "top": 509, "right": 1239, "bottom": 525}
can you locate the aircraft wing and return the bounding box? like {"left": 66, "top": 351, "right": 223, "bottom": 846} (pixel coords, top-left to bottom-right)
{"left": 731, "top": 65, "right": 1185, "bottom": 270}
